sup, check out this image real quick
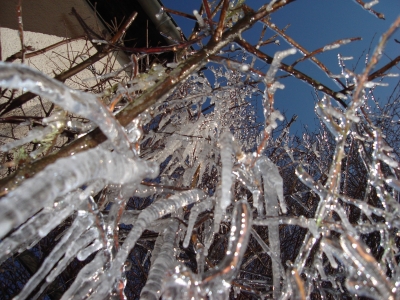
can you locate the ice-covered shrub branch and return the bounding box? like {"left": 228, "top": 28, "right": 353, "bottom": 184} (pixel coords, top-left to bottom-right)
{"left": 0, "top": 1, "right": 400, "bottom": 300}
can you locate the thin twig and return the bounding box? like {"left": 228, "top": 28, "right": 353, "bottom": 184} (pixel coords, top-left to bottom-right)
{"left": 17, "top": 0, "right": 25, "bottom": 63}
{"left": 353, "top": 16, "right": 400, "bottom": 103}
{"left": 235, "top": 38, "right": 348, "bottom": 107}
{"left": 116, "top": 35, "right": 205, "bottom": 54}
{"left": 243, "top": 5, "right": 351, "bottom": 89}
{"left": 71, "top": 7, "right": 104, "bottom": 50}
{"left": 109, "top": 11, "right": 138, "bottom": 44}
{"left": 353, "top": 0, "right": 385, "bottom": 20}
{"left": 5, "top": 36, "right": 86, "bottom": 62}
{"left": 202, "top": 0, "right": 214, "bottom": 31}
{"left": 214, "top": 0, "right": 229, "bottom": 42}
{"left": 162, "top": 7, "right": 197, "bottom": 21}
{"left": 0, "top": 11, "right": 138, "bottom": 116}
{"left": 0, "top": 51, "right": 110, "bottom": 115}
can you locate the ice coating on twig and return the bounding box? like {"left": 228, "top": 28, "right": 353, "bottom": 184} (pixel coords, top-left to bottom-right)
{"left": 265, "top": 48, "right": 297, "bottom": 84}
{"left": 202, "top": 201, "right": 252, "bottom": 295}
{"left": 0, "top": 62, "right": 132, "bottom": 156}
{"left": 0, "top": 147, "right": 159, "bottom": 239}
{"left": 0, "top": 126, "right": 54, "bottom": 152}
{"left": 14, "top": 213, "right": 96, "bottom": 300}
{"left": 1, "top": 11, "right": 400, "bottom": 300}
{"left": 0, "top": 190, "right": 83, "bottom": 265}
{"left": 63, "top": 190, "right": 205, "bottom": 299}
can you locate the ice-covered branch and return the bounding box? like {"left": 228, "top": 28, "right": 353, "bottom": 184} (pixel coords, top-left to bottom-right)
{"left": 0, "top": 62, "right": 133, "bottom": 157}
{"left": 0, "top": 147, "right": 159, "bottom": 238}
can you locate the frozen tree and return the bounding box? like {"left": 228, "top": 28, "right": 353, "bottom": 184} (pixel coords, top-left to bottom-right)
{"left": 0, "top": 0, "right": 399, "bottom": 299}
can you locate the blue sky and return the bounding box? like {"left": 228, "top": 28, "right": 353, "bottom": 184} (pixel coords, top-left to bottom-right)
{"left": 162, "top": 0, "right": 399, "bottom": 134}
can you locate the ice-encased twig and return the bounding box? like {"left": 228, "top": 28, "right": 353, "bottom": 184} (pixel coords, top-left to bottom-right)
{"left": 31, "top": 226, "right": 100, "bottom": 300}
{"left": 0, "top": 146, "right": 159, "bottom": 239}
{"left": 0, "top": 62, "right": 132, "bottom": 156}
{"left": 141, "top": 219, "right": 179, "bottom": 300}
{"left": 201, "top": 201, "right": 252, "bottom": 295}
{"left": 0, "top": 190, "right": 84, "bottom": 265}
{"left": 250, "top": 228, "right": 285, "bottom": 278}
{"left": 322, "top": 234, "right": 396, "bottom": 299}
{"left": 14, "top": 213, "right": 96, "bottom": 300}
{"left": 64, "top": 189, "right": 205, "bottom": 299}
{"left": 254, "top": 157, "right": 285, "bottom": 298}
{"left": 0, "top": 126, "right": 54, "bottom": 152}
{"left": 264, "top": 48, "right": 296, "bottom": 86}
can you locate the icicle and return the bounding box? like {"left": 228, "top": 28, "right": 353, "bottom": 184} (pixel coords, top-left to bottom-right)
{"left": 31, "top": 227, "right": 100, "bottom": 300}
{"left": 214, "top": 131, "right": 234, "bottom": 232}
{"left": 200, "top": 218, "right": 214, "bottom": 257}
{"left": 196, "top": 241, "right": 206, "bottom": 277}
{"left": 141, "top": 219, "right": 179, "bottom": 300}
{"left": 151, "top": 234, "right": 164, "bottom": 266}
{"left": 79, "top": 179, "right": 107, "bottom": 201}
{"left": 253, "top": 156, "right": 287, "bottom": 214}
{"left": 315, "top": 96, "right": 344, "bottom": 138}
{"left": 321, "top": 238, "right": 338, "bottom": 269}
{"left": 183, "top": 197, "right": 214, "bottom": 248}
{"left": 251, "top": 228, "right": 285, "bottom": 278}
{"left": 77, "top": 239, "right": 103, "bottom": 261}
{"left": 121, "top": 189, "right": 205, "bottom": 259}
{"left": 142, "top": 250, "right": 151, "bottom": 265}
{"left": 60, "top": 252, "right": 108, "bottom": 300}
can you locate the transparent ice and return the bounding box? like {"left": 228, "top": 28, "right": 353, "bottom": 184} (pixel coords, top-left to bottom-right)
{"left": 0, "top": 19, "right": 399, "bottom": 300}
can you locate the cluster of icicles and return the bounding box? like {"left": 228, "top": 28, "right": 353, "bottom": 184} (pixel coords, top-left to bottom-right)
{"left": 0, "top": 45, "right": 399, "bottom": 300}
